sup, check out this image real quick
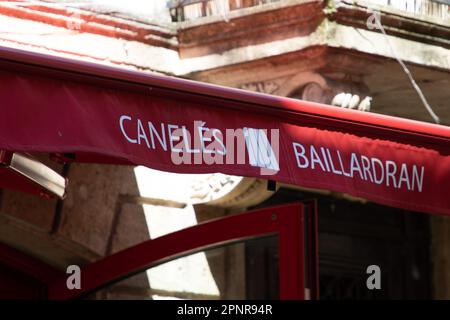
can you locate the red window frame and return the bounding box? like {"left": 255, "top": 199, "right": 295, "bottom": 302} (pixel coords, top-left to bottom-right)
{"left": 0, "top": 242, "right": 61, "bottom": 299}
{"left": 47, "top": 202, "right": 318, "bottom": 300}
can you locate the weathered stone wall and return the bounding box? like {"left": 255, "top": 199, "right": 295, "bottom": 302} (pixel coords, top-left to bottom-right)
{"left": 0, "top": 160, "right": 142, "bottom": 269}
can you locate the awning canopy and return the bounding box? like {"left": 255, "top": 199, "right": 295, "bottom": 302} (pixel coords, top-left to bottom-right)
{"left": 0, "top": 46, "right": 449, "bottom": 215}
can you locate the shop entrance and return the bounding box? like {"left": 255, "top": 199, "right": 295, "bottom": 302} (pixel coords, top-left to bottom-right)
{"left": 249, "top": 188, "right": 431, "bottom": 299}
{"left": 47, "top": 202, "right": 318, "bottom": 300}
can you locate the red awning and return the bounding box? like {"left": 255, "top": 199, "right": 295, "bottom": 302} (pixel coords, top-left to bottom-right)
{"left": 0, "top": 46, "right": 449, "bottom": 215}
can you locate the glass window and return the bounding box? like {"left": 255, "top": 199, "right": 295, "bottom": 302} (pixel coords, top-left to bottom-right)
{"left": 86, "top": 236, "right": 278, "bottom": 300}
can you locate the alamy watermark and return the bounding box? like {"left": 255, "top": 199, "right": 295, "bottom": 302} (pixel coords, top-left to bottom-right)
{"left": 119, "top": 116, "right": 280, "bottom": 176}
{"left": 66, "top": 264, "right": 81, "bottom": 290}
{"left": 169, "top": 121, "right": 280, "bottom": 176}
{"left": 366, "top": 264, "right": 381, "bottom": 290}
{"left": 366, "top": 7, "right": 382, "bottom": 31}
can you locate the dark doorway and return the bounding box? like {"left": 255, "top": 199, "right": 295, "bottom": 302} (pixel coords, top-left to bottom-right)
{"left": 246, "top": 188, "right": 431, "bottom": 299}
{"left": 0, "top": 261, "right": 47, "bottom": 299}
{"left": 245, "top": 236, "right": 279, "bottom": 299}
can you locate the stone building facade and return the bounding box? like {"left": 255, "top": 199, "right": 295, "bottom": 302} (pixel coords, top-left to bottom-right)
{"left": 0, "top": 0, "right": 449, "bottom": 299}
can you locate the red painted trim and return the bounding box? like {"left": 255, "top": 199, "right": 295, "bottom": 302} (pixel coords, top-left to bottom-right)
{"left": 0, "top": 150, "right": 13, "bottom": 165}
{"left": 48, "top": 203, "right": 307, "bottom": 300}
{"left": 0, "top": 242, "right": 62, "bottom": 285}
{"left": 278, "top": 204, "right": 305, "bottom": 300}
{"left": 0, "top": 45, "right": 448, "bottom": 148}
{"left": 305, "top": 199, "right": 319, "bottom": 300}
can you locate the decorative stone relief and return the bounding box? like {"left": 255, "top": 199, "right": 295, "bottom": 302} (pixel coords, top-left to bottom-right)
{"left": 289, "top": 75, "right": 372, "bottom": 112}
{"left": 239, "top": 80, "right": 280, "bottom": 94}
{"left": 198, "top": 178, "right": 276, "bottom": 209}
{"left": 190, "top": 173, "right": 242, "bottom": 204}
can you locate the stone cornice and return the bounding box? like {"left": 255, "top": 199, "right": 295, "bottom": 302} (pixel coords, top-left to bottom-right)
{"left": 2, "top": 0, "right": 449, "bottom": 53}
{"left": 0, "top": 2, "right": 178, "bottom": 50}
{"left": 177, "top": 0, "right": 325, "bottom": 58}
{"left": 330, "top": 0, "right": 450, "bottom": 49}
{"left": 0, "top": 0, "right": 449, "bottom": 75}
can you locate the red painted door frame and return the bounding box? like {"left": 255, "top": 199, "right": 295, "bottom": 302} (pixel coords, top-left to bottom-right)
{"left": 0, "top": 242, "right": 62, "bottom": 299}
{"left": 48, "top": 202, "right": 318, "bottom": 300}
